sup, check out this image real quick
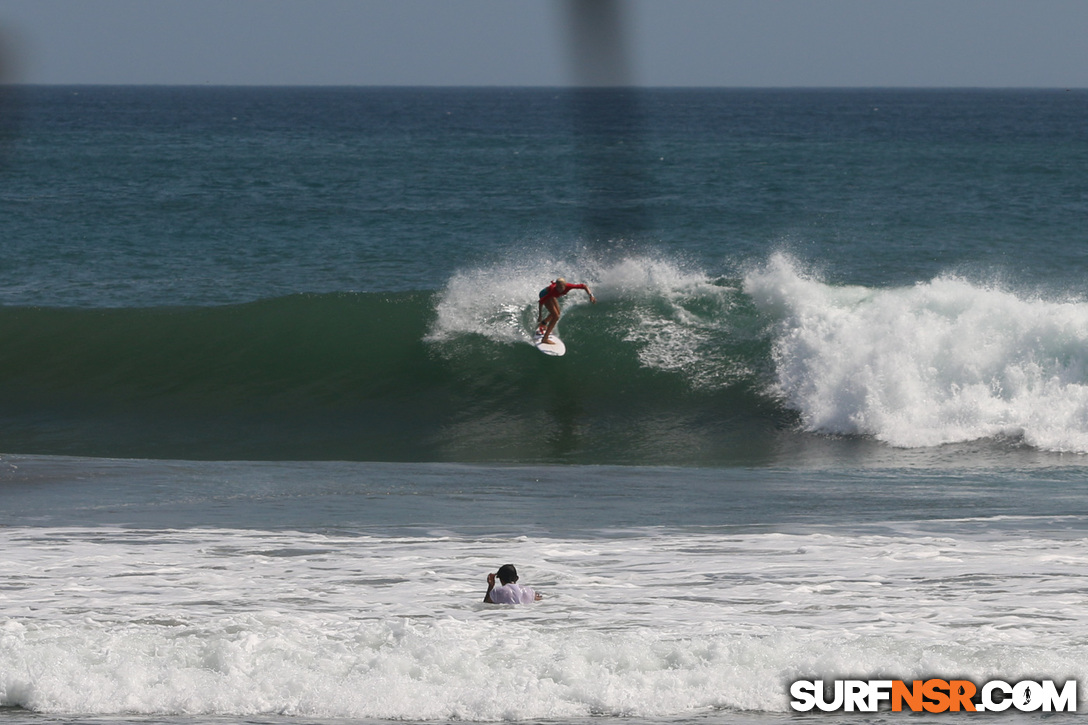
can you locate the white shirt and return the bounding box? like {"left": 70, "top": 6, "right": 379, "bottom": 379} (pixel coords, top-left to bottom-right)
{"left": 489, "top": 582, "right": 537, "bottom": 604}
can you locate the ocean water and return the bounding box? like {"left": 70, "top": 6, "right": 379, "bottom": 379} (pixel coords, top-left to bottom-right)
{"left": 2, "top": 87, "right": 1088, "bottom": 724}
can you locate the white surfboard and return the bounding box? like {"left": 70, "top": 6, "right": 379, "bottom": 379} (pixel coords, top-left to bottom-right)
{"left": 532, "top": 330, "right": 566, "bottom": 356}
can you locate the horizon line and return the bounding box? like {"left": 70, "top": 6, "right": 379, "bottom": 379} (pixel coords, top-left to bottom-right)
{"left": 6, "top": 83, "right": 1087, "bottom": 91}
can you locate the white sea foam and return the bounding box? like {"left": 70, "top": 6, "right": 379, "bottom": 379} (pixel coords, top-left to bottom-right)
{"left": 602, "top": 256, "right": 744, "bottom": 387}
{"left": 425, "top": 255, "right": 561, "bottom": 346}
{"left": 2, "top": 526, "right": 1085, "bottom": 718}
{"left": 746, "top": 253, "right": 1088, "bottom": 452}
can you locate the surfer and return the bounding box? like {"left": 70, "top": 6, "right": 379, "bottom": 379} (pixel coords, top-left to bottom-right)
{"left": 483, "top": 563, "right": 542, "bottom": 604}
{"left": 537, "top": 277, "right": 596, "bottom": 344}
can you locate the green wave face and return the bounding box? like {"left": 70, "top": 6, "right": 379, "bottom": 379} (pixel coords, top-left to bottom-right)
{"left": 0, "top": 286, "right": 784, "bottom": 464}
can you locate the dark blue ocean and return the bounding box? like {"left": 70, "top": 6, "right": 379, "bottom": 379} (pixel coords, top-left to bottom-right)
{"left": 1, "top": 87, "right": 1087, "bottom": 724}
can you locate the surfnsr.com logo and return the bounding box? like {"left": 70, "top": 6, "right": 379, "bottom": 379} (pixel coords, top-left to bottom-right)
{"left": 789, "top": 679, "right": 1078, "bottom": 713}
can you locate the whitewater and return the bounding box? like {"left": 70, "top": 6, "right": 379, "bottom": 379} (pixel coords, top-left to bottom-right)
{"left": 4, "top": 450, "right": 1085, "bottom": 722}
{"left": 3, "top": 511, "right": 1086, "bottom": 720}
{"left": 745, "top": 254, "right": 1088, "bottom": 452}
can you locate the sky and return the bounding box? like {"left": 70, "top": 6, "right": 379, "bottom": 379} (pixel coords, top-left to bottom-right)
{"left": 1, "top": 0, "right": 1088, "bottom": 87}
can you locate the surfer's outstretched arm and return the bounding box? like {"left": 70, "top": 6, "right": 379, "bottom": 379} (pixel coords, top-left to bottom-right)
{"left": 564, "top": 282, "right": 596, "bottom": 304}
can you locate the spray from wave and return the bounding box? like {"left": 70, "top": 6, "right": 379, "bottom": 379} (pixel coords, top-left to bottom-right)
{"left": 746, "top": 253, "right": 1088, "bottom": 453}
{"left": 426, "top": 252, "right": 756, "bottom": 390}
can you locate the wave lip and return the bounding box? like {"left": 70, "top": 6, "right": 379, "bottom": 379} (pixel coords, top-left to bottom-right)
{"left": 746, "top": 253, "right": 1088, "bottom": 453}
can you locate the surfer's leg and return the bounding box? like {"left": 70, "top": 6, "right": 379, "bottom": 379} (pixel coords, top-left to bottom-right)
{"left": 541, "top": 299, "right": 560, "bottom": 342}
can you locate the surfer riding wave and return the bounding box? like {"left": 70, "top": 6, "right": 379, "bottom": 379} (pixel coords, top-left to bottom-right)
{"left": 537, "top": 277, "right": 596, "bottom": 344}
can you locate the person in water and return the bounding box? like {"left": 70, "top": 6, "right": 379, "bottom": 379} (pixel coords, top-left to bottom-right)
{"left": 537, "top": 277, "right": 596, "bottom": 344}
{"left": 483, "top": 563, "right": 542, "bottom": 604}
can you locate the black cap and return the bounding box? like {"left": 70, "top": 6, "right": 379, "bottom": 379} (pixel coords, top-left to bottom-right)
{"left": 496, "top": 564, "right": 518, "bottom": 584}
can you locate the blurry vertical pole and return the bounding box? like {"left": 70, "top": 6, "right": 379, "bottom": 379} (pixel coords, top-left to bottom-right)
{"left": 562, "top": 0, "right": 649, "bottom": 251}
{"left": 565, "top": 0, "right": 629, "bottom": 87}
{"left": 0, "top": 26, "right": 20, "bottom": 168}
